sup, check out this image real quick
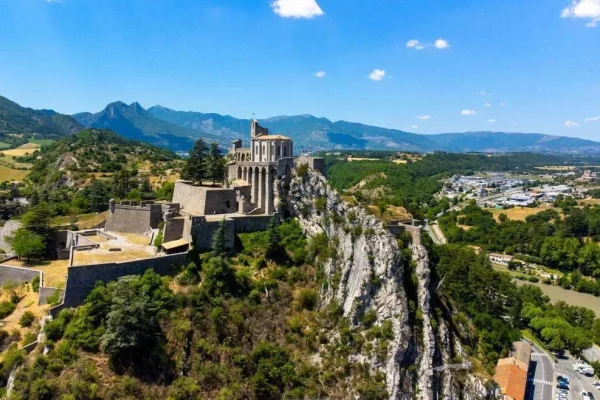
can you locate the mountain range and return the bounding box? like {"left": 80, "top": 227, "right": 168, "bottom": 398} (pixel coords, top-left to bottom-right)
{"left": 0, "top": 95, "right": 81, "bottom": 139}
{"left": 2, "top": 94, "right": 600, "bottom": 154}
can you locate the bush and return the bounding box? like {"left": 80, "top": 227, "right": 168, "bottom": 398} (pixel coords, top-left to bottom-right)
{"left": 22, "top": 330, "right": 37, "bottom": 346}
{"left": 0, "top": 301, "right": 16, "bottom": 319}
{"left": 46, "top": 289, "right": 61, "bottom": 306}
{"left": 298, "top": 289, "right": 318, "bottom": 311}
{"left": 296, "top": 163, "right": 309, "bottom": 178}
{"left": 31, "top": 276, "right": 40, "bottom": 293}
{"left": 19, "top": 311, "right": 35, "bottom": 327}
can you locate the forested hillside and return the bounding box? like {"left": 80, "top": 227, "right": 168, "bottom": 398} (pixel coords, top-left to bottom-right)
{"left": 0, "top": 95, "right": 82, "bottom": 148}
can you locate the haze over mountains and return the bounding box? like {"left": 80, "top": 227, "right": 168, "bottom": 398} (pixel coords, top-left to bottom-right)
{"left": 2, "top": 94, "right": 600, "bottom": 154}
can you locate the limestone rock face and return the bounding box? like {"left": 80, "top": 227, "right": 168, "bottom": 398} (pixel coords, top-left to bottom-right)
{"left": 278, "top": 169, "right": 496, "bottom": 400}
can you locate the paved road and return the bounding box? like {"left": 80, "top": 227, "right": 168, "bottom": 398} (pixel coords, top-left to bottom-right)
{"left": 527, "top": 345, "right": 555, "bottom": 400}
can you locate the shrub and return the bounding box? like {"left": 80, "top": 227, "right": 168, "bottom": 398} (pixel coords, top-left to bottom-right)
{"left": 22, "top": 330, "right": 37, "bottom": 346}
{"left": 361, "top": 310, "right": 377, "bottom": 328}
{"left": 31, "top": 276, "right": 40, "bottom": 293}
{"left": 297, "top": 163, "right": 309, "bottom": 178}
{"left": 46, "top": 289, "right": 61, "bottom": 306}
{"left": 0, "top": 301, "right": 16, "bottom": 319}
{"left": 19, "top": 311, "right": 35, "bottom": 327}
{"left": 298, "top": 289, "right": 318, "bottom": 311}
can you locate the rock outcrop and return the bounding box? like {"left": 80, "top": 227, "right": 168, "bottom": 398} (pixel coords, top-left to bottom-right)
{"left": 278, "top": 168, "right": 495, "bottom": 400}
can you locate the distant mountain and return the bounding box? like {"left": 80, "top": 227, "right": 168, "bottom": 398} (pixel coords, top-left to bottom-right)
{"left": 0, "top": 95, "right": 82, "bottom": 139}
{"left": 68, "top": 100, "right": 600, "bottom": 154}
{"left": 428, "top": 132, "right": 600, "bottom": 153}
{"left": 147, "top": 106, "right": 440, "bottom": 152}
{"left": 73, "top": 102, "right": 227, "bottom": 152}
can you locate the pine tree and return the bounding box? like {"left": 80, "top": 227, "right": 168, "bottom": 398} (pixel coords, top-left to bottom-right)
{"left": 211, "top": 219, "right": 228, "bottom": 257}
{"left": 265, "top": 215, "right": 281, "bottom": 259}
{"left": 183, "top": 139, "right": 208, "bottom": 184}
{"left": 206, "top": 142, "right": 225, "bottom": 185}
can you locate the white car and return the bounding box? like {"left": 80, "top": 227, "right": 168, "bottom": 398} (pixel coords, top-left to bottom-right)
{"left": 582, "top": 391, "right": 591, "bottom": 400}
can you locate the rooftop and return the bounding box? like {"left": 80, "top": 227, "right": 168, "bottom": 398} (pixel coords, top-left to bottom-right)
{"left": 254, "top": 134, "right": 291, "bottom": 141}
{"left": 493, "top": 362, "right": 527, "bottom": 400}
{"left": 71, "top": 231, "right": 156, "bottom": 266}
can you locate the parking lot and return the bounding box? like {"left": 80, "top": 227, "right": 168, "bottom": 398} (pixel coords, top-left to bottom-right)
{"left": 528, "top": 345, "right": 600, "bottom": 400}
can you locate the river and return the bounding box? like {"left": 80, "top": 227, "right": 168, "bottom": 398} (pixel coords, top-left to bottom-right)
{"left": 515, "top": 280, "right": 600, "bottom": 315}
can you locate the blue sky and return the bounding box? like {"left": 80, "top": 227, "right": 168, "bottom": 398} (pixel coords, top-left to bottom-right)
{"left": 0, "top": 0, "right": 599, "bottom": 140}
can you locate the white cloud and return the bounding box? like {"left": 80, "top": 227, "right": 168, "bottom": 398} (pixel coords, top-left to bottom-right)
{"left": 406, "top": 40, "right": 425, "bottom": 50}
{"left": 488, "top": 119, "right": 496, "bottom": 123}
{"left": 411, "top": 125, "right": 419, "bottom": 129}
{"left": 434, "top": 38, "right": 450, "bottom": 49}
{"left": 499, "top": 102, "right": 506, "bottom": 106}
{"left": 585, "top": 115, "right": 600, "bottom": 122}
{"left": 271, "top": 0, "right": 324, "bottom": 19}
{"left": 564, "top": 120, "right": 580, "bottom": 127}
{"left": 416, "top": 114, "right": 431, "bottom": 120}
{"left": 368, "top": 69, "right": 386, "bottom": 81}
{"left": 314, "top": 70, "right": 326, "bottom": 78}
{"left": 561, "top": 0, "right": 600, "bottom": 27}
{"left": 461, "top": 109, "right": 477, "bottom": 116}
{"left": 484, "top": 102, "right": 492, "bottom": 107}
{"left": 477, "top": 91, "right": 490, "bottom": 96}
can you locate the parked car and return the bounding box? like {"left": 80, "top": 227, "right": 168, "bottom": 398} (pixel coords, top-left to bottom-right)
{"left": 558, "top": 375, "right": 570, "bottom": 384}
{"left": 582, "top": 391, "right": 591, "bottom": 400}
{"left": 558, "top": 382, "right": 569, "bottom": 390}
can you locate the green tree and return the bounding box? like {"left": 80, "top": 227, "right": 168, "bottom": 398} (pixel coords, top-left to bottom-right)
{"left": 8, "top": 229, "right": 46, "bottom": 263}
{"left": 183, "top": 139, "right": 208, "bottom": 184}
{"left": 265, "top": 215, "right": 281, "bottom": 260}
{"left": 211, "top": 220, "right": 228, "bottom": 258}
{"left": 21, "top": 202, "right": 54, "bottom": 242}
{"left": 206, "top": 142, "right": 225, "bottom": 185}
{"left": 498, "top": 213, "right": 508, "bottom": 223}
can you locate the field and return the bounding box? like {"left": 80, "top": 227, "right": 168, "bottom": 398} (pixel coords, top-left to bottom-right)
{"left": 534, "top": 166, "right": 577, "bottom": 171}
{"left": 347, "top": 157, "right": 380, "bottom": 162}
{"left": 0, "top": 164, "right": 30, "bottom": 181}
{"left": 0, "top": 142, "right": 10, "bottom": 150}
{"left": 487, "top": 205, "right": 559, "bottom": 222}
{"left": 579, "top": 198, "right": 600, "bottom": 206}
{"left": 1, "top": 142, "right": 41, "bottom": 157}
{"left": 0, "top": 142, "right": 41, "bottom": 182}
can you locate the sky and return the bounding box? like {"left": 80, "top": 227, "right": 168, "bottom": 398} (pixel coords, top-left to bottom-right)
{"left": 0, "top": 0, "right": 599, "bottom": 140}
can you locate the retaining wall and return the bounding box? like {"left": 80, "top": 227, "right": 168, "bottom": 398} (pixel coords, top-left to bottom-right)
{"left": 39, "top": 287, "right": 63, "bottom": 306}
{"left": 0, "top": 265, "right": 40, "bottom": 286}
{"left": 58, "top": 252, "right": 187, "bottom": 309}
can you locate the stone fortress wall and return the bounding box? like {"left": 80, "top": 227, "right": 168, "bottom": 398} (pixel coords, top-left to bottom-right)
{"left": 172, "top": 182, "right": 238, "bottom": 215}
{"left": 51, "top": 252, "right": 188, "bottom": 316}
{"left": 104, "top": 200, "right": 164, "bottom": 234}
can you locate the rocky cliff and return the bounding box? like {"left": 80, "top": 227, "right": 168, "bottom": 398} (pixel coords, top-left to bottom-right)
{"left": 278, "top": 168, "right": 495, "bottom": 399}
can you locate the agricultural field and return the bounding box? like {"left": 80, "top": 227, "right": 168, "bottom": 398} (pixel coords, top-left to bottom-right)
{"left": 1, "top": 142, "right": 41, "bottom": 157}
{"left": 0, "top": 142, "right": 10, "bottom": 150}
{"left": 0, "top": 144, "right": 36, "bottom": 182}
{"left": 534, "top": 165, "right": 577, "bottom": 171}
{"left": 487, "top": 205, "right": 560, "bottom": 222}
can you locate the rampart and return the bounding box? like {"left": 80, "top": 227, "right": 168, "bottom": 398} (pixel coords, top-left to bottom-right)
{"left": 172, "top": 182, "right": 237, "bottom": 215}
{"left": 55, "top": 252, "right": 187, "bottom": 312}
{"left": 105, "top": 202, "right": 163, "bottom": 234}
